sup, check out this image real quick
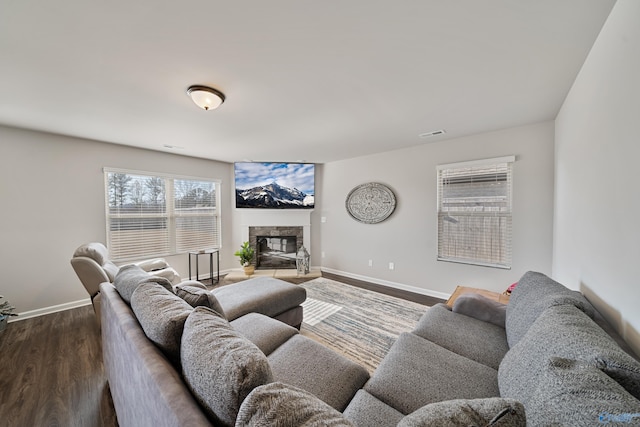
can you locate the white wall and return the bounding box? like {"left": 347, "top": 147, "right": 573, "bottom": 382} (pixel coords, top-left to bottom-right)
{"left": 319, "top": 121, "right": 555, "bottom": 298}
{"left": 0, "top": 126, "right": 233, "bottom": 317}
{"left": 554, "top": 0, "right": 640, "bottom": 354}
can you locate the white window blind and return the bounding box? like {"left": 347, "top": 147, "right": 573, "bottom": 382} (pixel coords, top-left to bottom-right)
{"left": 437, "top": 156, "right": 514, "bottom": 269}
{"left": 104, "top": 169, "right": 221, "bottom": 261}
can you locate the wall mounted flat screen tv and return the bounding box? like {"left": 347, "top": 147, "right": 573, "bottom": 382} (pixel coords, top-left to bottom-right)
{"left": 234, "top": 162, "right": 315, "bottom": 209}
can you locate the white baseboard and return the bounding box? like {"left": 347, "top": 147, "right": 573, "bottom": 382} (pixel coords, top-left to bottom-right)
{"left": 11, "top": 298, "right": 92, "bottom": 323}
{"left": 320, "top": 267, "right": 451, "bottom": 300}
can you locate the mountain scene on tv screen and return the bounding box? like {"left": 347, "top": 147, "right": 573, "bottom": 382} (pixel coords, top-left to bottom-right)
{"left": 236, "top": 182, "right": 314, "bottom": 209}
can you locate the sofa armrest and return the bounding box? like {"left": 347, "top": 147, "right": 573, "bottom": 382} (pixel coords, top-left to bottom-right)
{"left": 70, "top": 257, "right": 110, "bottom": 297}
{"left": 452, "top": 293, "right": 507, "bottom": 328}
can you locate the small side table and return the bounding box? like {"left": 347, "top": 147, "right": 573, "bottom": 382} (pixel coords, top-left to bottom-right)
{"left": 188, "top": 249, "right": 220, "bottom": 285}
{"left": 446, "top": 286, "right": 510, "bottom": 307}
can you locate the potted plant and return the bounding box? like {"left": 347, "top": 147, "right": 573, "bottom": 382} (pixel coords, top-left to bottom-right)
{"left": 0, "top": 295, "right": 17, "bottom": 332}
{"left": 234, "top": 241, "right": 255, "bottom": 276}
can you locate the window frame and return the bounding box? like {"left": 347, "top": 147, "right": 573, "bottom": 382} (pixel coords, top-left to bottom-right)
{"left": 436, "top": 156, "right": 515, "bottom": 269}
{"left": 104, "top": 167, "right": 222, "bottom": 262}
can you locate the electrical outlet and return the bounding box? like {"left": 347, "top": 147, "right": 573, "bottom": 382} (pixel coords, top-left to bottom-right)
{"left": 389, "top": 262, "right": 395, "bottom": 270}
{"left": 321, "top": 216, "right": 327, "bottom": 223}
{"left": 321, "top": 251, "right": 326, "bottom": 258}
{"left": 368, "top": 259, "right": 373, "bottom": 267}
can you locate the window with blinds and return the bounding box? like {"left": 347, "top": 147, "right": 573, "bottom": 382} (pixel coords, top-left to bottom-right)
{"left": 437, "top": 156, "right": 514, "bottom": 269}
{"left": 104, "top": 169, "right": 221, "bottom": 261}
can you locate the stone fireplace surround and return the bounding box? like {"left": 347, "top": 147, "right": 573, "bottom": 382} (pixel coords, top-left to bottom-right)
{"left": 237, "top": 209, "right": 312, "bottom": 269}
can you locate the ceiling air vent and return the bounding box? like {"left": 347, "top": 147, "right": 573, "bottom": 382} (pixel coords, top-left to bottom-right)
{"left": 419, "top": 129, "right": 446, "bottom": 138}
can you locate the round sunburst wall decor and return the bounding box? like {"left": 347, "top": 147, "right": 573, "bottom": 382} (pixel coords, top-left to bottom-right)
{"left": 345, "top": 182, "right": 397, "bottom": 224}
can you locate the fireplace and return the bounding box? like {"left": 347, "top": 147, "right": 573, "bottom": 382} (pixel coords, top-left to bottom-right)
{"left": 249, "top": 226, "right": 303, "bottom": 269}
{"left": 256, "top": 236, "right": 297, "bottom": 268}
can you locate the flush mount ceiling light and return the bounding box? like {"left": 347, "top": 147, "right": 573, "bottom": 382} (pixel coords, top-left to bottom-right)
{"left": 186, "top": 85, "right": 225, "bottom": 110}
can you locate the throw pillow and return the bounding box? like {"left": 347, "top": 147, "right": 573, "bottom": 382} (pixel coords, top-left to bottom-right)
{"left": 113, "top": 264, "right": 174, "bottom": 304}
{"left": 452, "top": 293, "right": 507, "bottom": 328}
{"left": 175, "top": 283, "right": 226, "bottom": 318}
{"left": 526, "top": 357, "right": 640, "bottom": 426}
{"left": 130, "top": 282, "right": 193, "bottom": 365}
{"left": 236, "top": 382, "right": 354, "bottom": 427}
{"left": 398, "top": 397, "right": 525, "bottom": 427}
{"left": 181, "top": 306, "right": 273, "bottom": 427}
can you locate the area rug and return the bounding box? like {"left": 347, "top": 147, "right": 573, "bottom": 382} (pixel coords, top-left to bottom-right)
{"left": 301, "top": 298, "right": 343, "bottom": 326}
{"left": 300, "top": 277, "right": 429, "bottom": 374}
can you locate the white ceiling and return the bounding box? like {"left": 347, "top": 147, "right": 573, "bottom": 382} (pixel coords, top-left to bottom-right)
{"left": 0, "top": 1, "right": 615, "bottom": 164}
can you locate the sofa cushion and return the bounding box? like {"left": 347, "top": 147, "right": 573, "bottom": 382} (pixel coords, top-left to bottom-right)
{"left": 398, "top": 397, "right": 525, "bottom": 427}
{"left": 236, "top": 382, "right": 354, "bottom": 426}
{"left": 499, "top": 304, "right": 640, "bottom": 404}
{"left": 267, "top": 334, "right": 370, "bottom": 412}
{"left": 230, "top": 312, "right": 298, "bottom": 356}
{"left": 526, "top": 357, "right": 640, "bottom": 426}
{"left": 365, "top": 333, "right": 500, "bottom": 415}
{"left": 452, "top": 293, "right": 507, "bottom": 328}
{"left": 212, "top": 277, "right": 306, "bottom": 321}
{"left": 181, "top": 306, "right": 273, "bottom": 426}
{"left": 130, "top": 282, "right": 193, "bottom": 365}
{"left": 505, "top": 271, "right": 595, "bottom": 347}
{"left": 175, "top": 283, "right": 226, "bottom": 318}
{"left": 343, "top": 390, "right": 404, "bottom": 427}
{"left": 113, "top": 264, "right": 174, "bottom": 304}
{"left": 412, "top": 303, "right": 509, "bottom": 370}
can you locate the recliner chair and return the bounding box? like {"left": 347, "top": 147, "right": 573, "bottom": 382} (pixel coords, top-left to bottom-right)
{"left": 71, "top": 242, "right": 181, "bottom": 325}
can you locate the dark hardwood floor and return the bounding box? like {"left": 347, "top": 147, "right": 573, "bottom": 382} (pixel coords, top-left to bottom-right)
{"left": 321, "top": 272, "right": 446, "bottom": 306}
{"left": 0, "top": 305, "right": 117, "bottom": 427}
{"left": 0, "top": 272, "right": 443, "bottom": 426}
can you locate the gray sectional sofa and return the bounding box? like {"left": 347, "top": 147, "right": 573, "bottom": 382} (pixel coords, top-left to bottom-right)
{"left": 101, "top": 267, "right": 369, "bottom": 427}
{"left": 101, "top": 269, "right": 640, "bottom": 426}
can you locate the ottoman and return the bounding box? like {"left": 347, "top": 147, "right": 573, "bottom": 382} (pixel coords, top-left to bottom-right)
{"left": 212, "top": 276, "right": 307, "bottom": 328}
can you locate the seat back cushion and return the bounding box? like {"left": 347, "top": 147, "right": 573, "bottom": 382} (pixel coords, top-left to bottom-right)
{"left": 73, "top": 242, "right": 109, "bottom": 265}
{"left": 175, "top": 283, "right": 226, "bottom": 318}
{"left": 113, "top": 264, "right": 174, "bottom": 304}
{"left": 181, "top": 306, "right": 273, "bottom": 427}
{"left": 398, "top": 397, "right": 525, "bottom": 427}
{"left": 236, "top": 382, "right": 354, "bottom": 426}
{"left": 505, "top": 271, "right": 595, "bottom": 347}
{"left": 526, "top": 357, "right": 640, "bottom": 426}
{"left": 130, "top": 282, "right": 193, "bottom": 366}
{"left": 499, "top": 304, "right": 640, "bottom": 404}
